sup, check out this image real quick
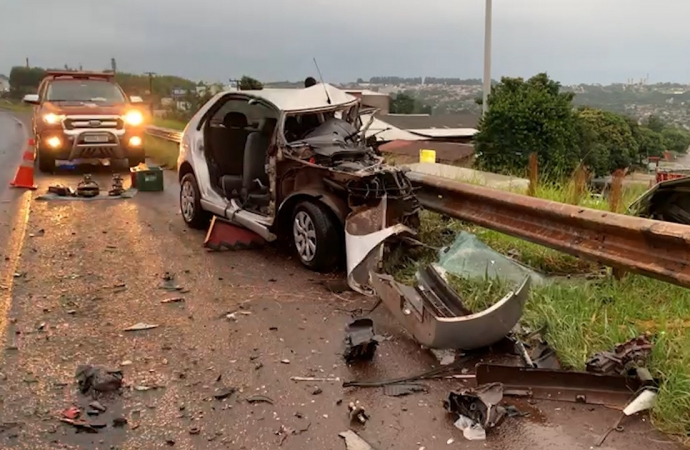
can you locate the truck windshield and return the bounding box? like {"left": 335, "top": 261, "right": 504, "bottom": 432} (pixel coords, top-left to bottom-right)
{"left": 46, "top": 79, "right": 126, "bottom": 103}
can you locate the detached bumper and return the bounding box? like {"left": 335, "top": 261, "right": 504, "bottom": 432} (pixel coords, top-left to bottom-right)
{"left": 38, "top": 128, "right": 144, "bottom": 160}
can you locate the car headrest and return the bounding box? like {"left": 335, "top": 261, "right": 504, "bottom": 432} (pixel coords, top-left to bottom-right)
{"left": 223, "top": 112, "right": 248, "bottom": 128}
{"left": 259, "top": 118, "right": 277, "bottom": 135}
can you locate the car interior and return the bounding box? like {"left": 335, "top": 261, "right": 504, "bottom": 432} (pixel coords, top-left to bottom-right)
{"left": 203, "top": 98, "right": 278, "bottom": 214}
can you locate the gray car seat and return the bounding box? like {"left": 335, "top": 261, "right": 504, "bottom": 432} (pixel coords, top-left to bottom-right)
{"left": 219, "top": 112, "right": 250, "bottom": 198}
{"left": 242, "top": 117, "right": 277, "bottom": 199}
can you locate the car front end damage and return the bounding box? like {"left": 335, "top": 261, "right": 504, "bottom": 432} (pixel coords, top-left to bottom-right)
{"left": 278, "top": 116, "right": 420, "bottom": 294}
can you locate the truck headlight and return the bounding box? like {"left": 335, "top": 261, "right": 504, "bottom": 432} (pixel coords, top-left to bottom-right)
{"left": 43, "top": 113, "right": 64, "bottom": 124}
{"left": 124, "top": 110, "right": 144, "bottom": 126}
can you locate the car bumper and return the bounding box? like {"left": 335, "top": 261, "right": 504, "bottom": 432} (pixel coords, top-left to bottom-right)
{"left": 37, "top": 128, "right": 144, "bottom": 160}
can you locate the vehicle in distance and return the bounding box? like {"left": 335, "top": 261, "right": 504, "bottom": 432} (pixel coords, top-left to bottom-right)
{"left": 23, "top": 70, "right": 146, "bottom": 172}
{"left": 177, "top": 83, "right": 420, "bottom": 293}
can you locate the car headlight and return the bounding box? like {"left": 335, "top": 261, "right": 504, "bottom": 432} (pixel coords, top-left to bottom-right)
{"left": 43, "top": 113, "right": 64, "bottom": 124}
{"left": 124, "top": 110, "right": 144, "bottom": 126}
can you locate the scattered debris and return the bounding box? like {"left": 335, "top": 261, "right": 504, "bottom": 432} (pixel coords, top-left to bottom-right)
{"left": 339, "top": 430, "right": 376, "bottom": 450}
{"left": 475, "top": 363, "right": 645, "bottom": 409}
{"left": 383, "top": 383, "right": 427, "bottom": 397}
{"left": 453, "top": 415, "right": 486, "bottom": 441}
{"left": 276, "top": 422, "right": 310, "bottom": 446}
{"left": 344, "top": 318, "right": 378, "bottom": 363}
{"left": 348, "top": 402, "right": 369, "bottom": 424}
{"left": 48, "top": 184, "right": 75, "bottom": 197}
{"left": 291, "top": 376, "right": 340, "bottom": 382}
{"left": 213, "top": 387, "right": 236, "bottom": 400}
{"left": 161, "top": 297, "right": 185, "bottom": 304}
{"left": 312, "top": 387, "right": 323, "bottom": 395}
{"left": 586, "top": 335, "right": 653, "bottom": 376}
{"left": 595, "top": 388, "right": 659, "bottom": 446}
{"left": 76, "top": 174, "right": 100, "bottom": 198}
{"left": 189, "top": 426, "right": 201, "bottom": 435}
{"left": 108, "top": 173, "right": 125, "bottom": 196}
{"left": 444, "top": 383, "right": 505, "bottom": 433}
{"left": 369, "top": 269, "right": 531, "bottom": 349}
{"left": 280, "top": 359, "right": 291, "bottom": 365}
{"left": 60, "top": 418, "right": 98, "bottom": 433}
{"left": 113, "top": 417, "right": 128, "bottom": 428}
{"left": 75, "top": 365, "right": 123, "bottom": 395}
{"left": 430, "top": 349, "right": 456, "bottom": 366}
{"left": 160, "top": 272, "right": 182, "bottom": 291}
{"left": 124, "top": 322, "right": 159, "bottom": 332}
{"left": 246, "top": 395, "right": 274, "bottom": 405}
{"left": 62, "top": 407, "right": 80, "bottom": 420}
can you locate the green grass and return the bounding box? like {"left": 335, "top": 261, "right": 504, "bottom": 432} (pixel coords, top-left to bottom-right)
{"left": 387, "top": 178, "right": 690, "bottom": 439}
{"left": 145, "top": 135, "right": 179, "bottom": 169}
{"left": 152, "top": 118, "right": 187, "bottom": 130}
{"left": 0, "top": 100, "right": 32, "bottom": 113}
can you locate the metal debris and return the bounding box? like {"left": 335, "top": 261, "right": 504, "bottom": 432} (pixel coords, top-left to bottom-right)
{"left": 339, "top": 430, "right": 376, "bottom": 450}
{"left": 348, "top": 402, "right": 369, "bottom": 424}
{"left": 246, "top": 395, "right": 274, "bottom": 405}
{"left": 124, "top": 322, "right": 159, "bottom": 332}
{"left": 276, "top": 422, "right": 310, "bottom": 446}
{"left": 60, "top": 418, "right": 98, "bottom": 433}
{"left": 291, "top": 376, "right": 341, "bottom": 382}
{"left": 160, "top": 272, "right": 182, "bottom": 291}
{"left": 475, "top": 363, "right": 644, "bottom": 409}
{"left": 161, "top": 297, "right": 185, "bottom": 304}
{"left": 108, "top": 173, "right": 125, "bottom": 196}
{"left": 595, "top": 389, "right": 659, "bottom": 447}
{"left": 383, "top": 383, "right": 427, "bottom": 397}
{"left": 586, "top": 335, "right": 653, "bottom": 376}
{"left": 213, "top": 387, "right": 236, "bottom": 400}
{"left": 344, "top": 318, "right": 378, "bottom": 363}
{"left": 76, "top": 174, "right": 100, "bottom": 198}
{"left": 75, "top": 365, "right": 123, "bottom": 395}
{"left": 444, "top": 383, "right": 505, "bottom": 430}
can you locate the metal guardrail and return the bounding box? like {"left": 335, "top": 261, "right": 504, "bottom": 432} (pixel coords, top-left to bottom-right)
{"left": 149, "top": 125, "right": 690, "bottom": 289}
{"left": 146, "top": 126, "right": 182, "bottom": 143}
{"left": 407, "top": 171, "right": 690, "bottom": 289}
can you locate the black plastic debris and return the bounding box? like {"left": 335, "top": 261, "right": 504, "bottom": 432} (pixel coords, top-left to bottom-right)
{"left": 383, "top": 383, "right": 427, "bottom": 397}
{"left": 444, "top": 383, "right": 506, "bottom": 430}
{"left": 213, "top": 387, "right": 236, "bottom": 400}
{"left": 75, "top": 365, "right": 123, "bottom": 395}
{"left": 344, "top": 318, "right": 378, "bottom": 363}
{"left": 246, "top": 395, "right": 274, "bottom": 405}
{"left": 586, "top": 335, "right": 652, "bottom": 376}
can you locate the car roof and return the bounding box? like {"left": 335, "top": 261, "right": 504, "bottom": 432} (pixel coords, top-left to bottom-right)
{"left": 234, "top": 83, "right": 358, "bottom": 112}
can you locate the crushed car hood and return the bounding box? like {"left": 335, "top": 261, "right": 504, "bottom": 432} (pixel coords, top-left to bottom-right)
{"left": 628, "top": 176, "right": 690, "bottom": 224}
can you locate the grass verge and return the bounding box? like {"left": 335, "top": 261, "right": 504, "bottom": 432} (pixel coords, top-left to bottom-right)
{"left": 387, "top": 180, "right": 690, "bottom": 438}
{"left": 145, "top": 135, "right": 179, "bottom": 169}
{"left": 152, "top": 118, "right": 186, "bottom": 131}
{"left": 0, "top": 100, "right": 32, "bottom": 113}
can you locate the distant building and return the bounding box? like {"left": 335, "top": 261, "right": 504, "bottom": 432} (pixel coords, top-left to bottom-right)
{"left": 345, "top": 89, "right": 390, "bottom": 114}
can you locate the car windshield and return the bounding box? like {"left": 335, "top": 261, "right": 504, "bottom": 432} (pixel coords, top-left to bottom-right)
{"left": 46, "top": 79, "right": 126, "bottom": 103}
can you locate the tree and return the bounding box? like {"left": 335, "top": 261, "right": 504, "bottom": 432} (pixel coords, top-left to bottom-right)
{"left": 474, "top": 73, "right": 582, "bottom": 177}
{"left": 8, "top": 66, "right": 46, "bottom": 98}
{"left": 390, "top": 92, "right": 432, "bottom": 114}
{"left": 644, "top": 115, "right": 666, "bottom": 134}
{"left": 238, "top": 76, "right": 263, "bottom": 90}
{"left": 576, "top": 108, "right": 639, "bottom": 174}
{"left": 637, "top": 127, "right": 666, "bottom": 159}
{"left": 661, "top": 128, "right": 690, "bottom": 154}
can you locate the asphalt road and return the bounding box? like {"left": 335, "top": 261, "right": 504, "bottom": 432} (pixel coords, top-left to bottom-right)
{"left": 0, "top": 111, "right": 679, "bottom": 450}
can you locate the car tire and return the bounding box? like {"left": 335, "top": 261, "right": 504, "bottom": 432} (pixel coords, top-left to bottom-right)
{"left": 37, "top": 148, "right": 55, "bottom": 173}
{"left": 180, "top": 172, "right": 210, "bottom": 229}
{"left": 291, "top": 201, "right": 342, "bottom": 272}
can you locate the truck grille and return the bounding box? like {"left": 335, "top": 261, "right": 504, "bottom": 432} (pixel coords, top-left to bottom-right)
{"left": 64, "top": 118, "right": 123, "bottom": 130}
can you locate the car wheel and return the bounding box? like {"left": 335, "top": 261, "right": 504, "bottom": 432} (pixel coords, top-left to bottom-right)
{"left": 37, "top": 148, "right": 55, "bottom": 173}
{"left": 291, "top": 201, "right": 342, "bottom": 271}
{"left": 180, "top": 173, "right": 210, "bottom": 229}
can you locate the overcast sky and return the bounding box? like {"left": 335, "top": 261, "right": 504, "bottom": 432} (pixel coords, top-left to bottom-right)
{"left": 2, "top": 0, "right": 689, "bottom": 85}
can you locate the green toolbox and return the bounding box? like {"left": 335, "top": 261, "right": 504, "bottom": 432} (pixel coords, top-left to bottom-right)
{"left": 130, "top": 164, "right": 164, "bottom": 192}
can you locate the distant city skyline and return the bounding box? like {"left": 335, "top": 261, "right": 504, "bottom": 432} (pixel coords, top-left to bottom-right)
{"left": 2, "top": 0, "right": 690, "bottom": 85}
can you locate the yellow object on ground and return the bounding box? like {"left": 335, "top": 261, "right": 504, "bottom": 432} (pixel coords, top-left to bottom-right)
{"left": 419, "top": 149, "right": 436, "bottom": 163}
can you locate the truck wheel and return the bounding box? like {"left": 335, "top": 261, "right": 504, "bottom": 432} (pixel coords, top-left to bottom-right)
{"left": 180, "top": 172, "right": 210, "bottom": 229}
{"left": 37, "top": 148, "right": 55, "bottom": 173}
{"left": 291, "top": 201, "right": 342, "bottom": 271}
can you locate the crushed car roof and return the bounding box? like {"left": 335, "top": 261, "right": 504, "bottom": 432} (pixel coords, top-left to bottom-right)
{"left": 238, "top": 83, "right": 358, "bottom": 112}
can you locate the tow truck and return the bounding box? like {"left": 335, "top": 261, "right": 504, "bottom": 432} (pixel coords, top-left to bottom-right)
{"left": 23, "top": 70, "right": 146, "bottom": 172}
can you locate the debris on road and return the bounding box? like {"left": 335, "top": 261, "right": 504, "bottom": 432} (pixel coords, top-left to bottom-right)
{"left": 444, "top": 383, "right": 506, "bottom": 436}
{"left": 595, "top": 388, "right": 659, "bottom": 447}
{"left": 276, "top": 422, "right": 310, "bottom": 446}
{"left": 246, "top": 394, "right": 274, "bottom": 405}
{"left": 344, "top": 318, "right": 378, "bottom": 363}
{"left": 453, "top": 415, "right": 486, "bottom": 441}
{"left": 369, "top": 268, "right": 530, "bottom": 350}
{"left": 213, "top": 387, "right": 236, "bottom": 400}
{"left": 586, "top": 335, "right": 653, "bottom": 376}
{"left": 76, "top": 174, "right": 100, "bottom": 198}
{"left": 204, "top": 216, "right": 266, "bottom": 251}
{"left": 60, "top": 418, "right": 98, "bottom": 433}
{"left": 75, "top": 365, "right": 123, "bottom": 395}
{"left": 48, "top": 184, "right": 75, "bottom": 197}
{"left": 475, "top": 363, "right": 646, "bottom": 409}
{"left": 291, "top": 376, "right": 341, "bottom": 382}
{"left": 108, "top": 173, "right": 125, "bottom": 197}
{"left": 124, "top": 322, "right": 159, "bottom": 332}
{"left": 160, "top": 272, "right": 183, "bottom": 291}
{"left": 161, "top": 297, "right": 185, "bottom": 304}
{"left": 348, "top": 401, "right": 369, "bottom": 424}
{"left": 383, "top": 383, "right": 427, "bottom": 397}
{"left": 339, "top": 430, "right": 376, "bottom": 450}
{"left": 61, "top": 406, "right": 80, "bottom": 420}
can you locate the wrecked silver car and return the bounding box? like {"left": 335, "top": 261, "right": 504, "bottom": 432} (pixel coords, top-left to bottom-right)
{"left": 177, "top": 84, "right": 419, "bottom": 293}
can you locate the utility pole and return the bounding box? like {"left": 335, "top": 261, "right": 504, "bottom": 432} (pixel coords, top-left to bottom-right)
{"left": 228, "top": 78, "right": 240, "bottom": 90}
{"left": 482, "top": 0, "right": 492, "bottom": 117}
{"left": 145, "top": 72, "right": 156, "bottom": 116}
{"left": 25, "top": 57, "right": 29, "bottom": 68}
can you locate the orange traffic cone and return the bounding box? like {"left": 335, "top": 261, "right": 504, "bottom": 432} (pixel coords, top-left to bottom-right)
{"left": 10, "top": 146, "right": 37, "bottom": 190}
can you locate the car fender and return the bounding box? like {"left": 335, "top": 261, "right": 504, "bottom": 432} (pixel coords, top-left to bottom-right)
{"left": 278, "top": 188, "right": 349, "bottom": 225}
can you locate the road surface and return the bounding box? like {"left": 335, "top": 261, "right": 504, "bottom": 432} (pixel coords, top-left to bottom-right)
{"left": 0, "top": 111, "right": 679, "bottom": 449}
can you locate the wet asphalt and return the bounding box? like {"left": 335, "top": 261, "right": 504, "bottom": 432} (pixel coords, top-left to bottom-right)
{"left": 0, "top": 111, "right": 681, "bottom": 450}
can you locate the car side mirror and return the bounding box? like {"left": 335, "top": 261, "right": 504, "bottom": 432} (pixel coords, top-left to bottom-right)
{"left": 130, "top": 96, "right": 144, "bottom": 104}
{"left": 23, "top": 94, "right": 40, "bottom": 105}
